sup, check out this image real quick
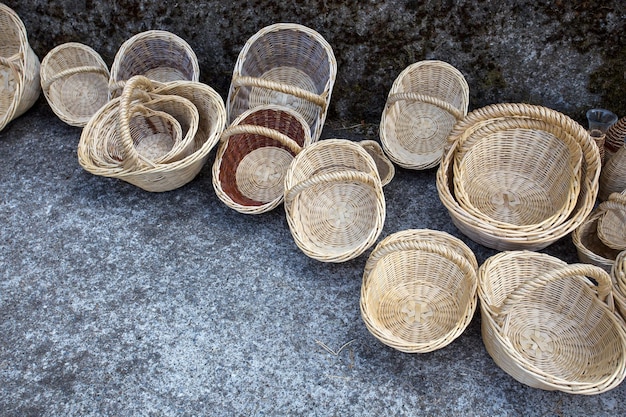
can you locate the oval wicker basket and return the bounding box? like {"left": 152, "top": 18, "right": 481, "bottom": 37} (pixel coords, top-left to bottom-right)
{"left": 78, "top": 76, "right": 225, "bottom": 192}
{"left": 40, "top": 42, "right": 110, "bottom": 127}
{"left": 212, "top": 105, "right": 311, "bottom": 214}
{"left": 599, "top": 143, "right": 626, "bottom": 201}
{"left": 109, "top": 30, "right": 199, "bottom": 97}
{"left": 227, "top": 23, "right": 336, "bottom": 142}
{"left": 478, "top": 251, "right": 626, "bottom": 394}
{"left": 360, "top": 229, "right": 478, "bottom": 353}
{"left": 380, "top": 60, "right": 469, "bottom": 170}
{"left": 0, "top": 3, "right": 40, "bottom": 132}
{"left": 436, "top": 103, "right": 600, "bottom": 251}
{"left": 452, "top": 117, "right": 582, "bottom": 231}
{"left": 596, "top": 191, "right": 626, "bottom": 251}
{"left": 284, "top": 139, "right": 385, "bottom": 263}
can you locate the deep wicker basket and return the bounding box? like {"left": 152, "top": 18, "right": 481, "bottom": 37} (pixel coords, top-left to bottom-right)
{"left": 109, "top": 30, "right": 199, "bottom": 97}
{"left": 227, "top": 23, "right": 336, "bottom": 142}
{"left": 284, "top": 139, "right": 385, "bottom": 263}
{"left": 40, "top": 42, "right": 110, "bottom": 127}
{"left": 360, "top": 229, "right": 478, "bottom": 353}
{"left": 212, "top": 105, "right": 311, "bottom": 214}
{"left": 479, "top": 251, "right": 626, "bottom": 394}
{"left": 78, "top": 76, "right": 225, "bottom": 192}
{"left": 436, "top": 103, "right": 600, "bottom": 251}
{"left": 0, "top": 3, "right": 40, "bottom": 132}
{"left": 380, "top": 60, "right": 469, "bottom": 170}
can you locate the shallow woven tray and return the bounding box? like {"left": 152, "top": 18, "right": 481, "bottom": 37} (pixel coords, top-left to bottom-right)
{"left": 360, "top": 229, "right": 478, "bottom": 353}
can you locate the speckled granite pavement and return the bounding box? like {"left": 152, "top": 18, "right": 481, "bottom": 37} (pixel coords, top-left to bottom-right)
{"left": 1, "top": 101, "right": 623, "bottom": 416}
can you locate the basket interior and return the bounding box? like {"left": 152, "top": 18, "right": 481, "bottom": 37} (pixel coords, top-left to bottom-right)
{"left": 0, "top": 10, "right": 22, "bottom": 58}
{"left": 396, "top": 62, "right": 467, "bottom": 112}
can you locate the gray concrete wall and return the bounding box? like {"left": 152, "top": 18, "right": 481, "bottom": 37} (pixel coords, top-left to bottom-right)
{"left": 5, "top": 0, "right": 626, "bottom": 124}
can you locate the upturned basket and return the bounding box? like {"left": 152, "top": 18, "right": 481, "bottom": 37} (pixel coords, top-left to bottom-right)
{"left": 599, "top": 142, "right": 626, "bottom": 201}
{"left": 0, "top": 3, "right": 40, "bottom": 132}
{"left": 78, "top": 75, "right": 225, "bottom": 192}
{"left": 452, "top": 117, "right": 582, "bottom": 231}
{"left": 109, "top": 30, "right": 199, "bottom": 97}
{"left": 40, "top": 42, "right": 110, "bottom": 127}
{"left": 212, "top": 105, "right": 311, "bottom": 214}
{"left": 227, "top": 23, "right": 336, "bottom": 142}
{"left": 478, "top": 251, "right": 626, "bottom": 394}
{"left": 284, "top": 139, "right": 385, "bottom": 263}
{"left": 360, "top": 229, "right": 478, "bottom": 353}
{"left": 436, "top": 103, "right": 600, "bottom": 251}
{"left": 597, "top": 191, "right": 626, "bottom": 251}
{"left": 380, "top": 60, "right": 469, "bottom": 170}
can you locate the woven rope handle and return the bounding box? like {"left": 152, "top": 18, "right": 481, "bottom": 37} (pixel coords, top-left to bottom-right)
{"left": 284, "top": 170, "right": 379, "bottom": 208}
{"left": 232, "top": 75, "right": 327, "bottom": 109}
{"left": 387, "top": 92, "right": 465, "bottom": 121}
{"left": 220, "top": 124, "right": 302, "bottom": 155}
{"left": 495, "top": 263, "right": 615, "bottom": 320}
{"left": 42, "top": 65, "right": 109, "bottom": 91}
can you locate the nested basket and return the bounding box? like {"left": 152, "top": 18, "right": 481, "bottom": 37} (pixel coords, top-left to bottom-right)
{"left": 380, "top": 60, "right": 469, "bottom": 170}
{"left": 109, "top": 30, "right": 199, "bottom": 97}
{"left": 212, "top": 105, "right": 311, "bottom": 214}
{"left": 436, "top": 103, "right": 600, "bottom": 251}
{"left": 478, "top": 251, "right": 626, "bottom": 394}
{"left": 227, "top": 23, "right": 336, "bottom": 142}
{"left": 360, "top": 229, "right": 478, "bottom": 353}
{"left": 597, "top": 191, "right": 626, "bottom": 251}
{"left": 40, "top": 42, "right": 110, "bottom": 127}
{"left": 78, "top": 75, "right": 225, "bottom": 192}
{"left": 0, "top": 3, "right": 40, "bottom": 132}
{"left": 572, "top": 208, "right": 622, "bottom": 273}
{"left": 284, "top": 139, "right": 385, "bottom": 263}
{"left": 452, "top": 117, "right": 582, "bottom": 232}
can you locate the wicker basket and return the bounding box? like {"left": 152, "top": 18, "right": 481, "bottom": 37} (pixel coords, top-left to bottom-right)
{"left": 479, "top": 251, "right": 626, "bottom": 394}
{"left": 40, "top": 42, "right": 110, "bottom": 127}
{"left": 572, "top": 209, "right": 622, "bottom": 273}
{"left": 357, "top": 140, "right": 395, "bottom": 186}
{"left": 452, "top": 117, "right": 582, "bottom": 231}
{"left": 284, "top": 139, "right": 385, "bottom": 262}
{"left": 212, "top": 105, "right": 311, "bottom": 214}
{"left": 360, "top": 229, "right": 478, "bottom": 353}
{"left": 599, "top": 143, "right": 626, "bottom": 201}
{"left": 380, "top": 60, "right": 469, "bottom": 170}
{"left": 0, "top": 3, "right": 40, "bottom": 132}
{"left": 605, "top": 116, "right": 626, "bottom": 160}
{"left": 109, "top": 30, "right": 199, "bottom": 97}
{"left": 78, "top": 76, "right": 225, "bottom": 192}
{"left": 436, "top": 103, "right": 600, "bottom": 251}
{"left": 612, "top": 251, "right": 626, "bottom": 321}
{"left": 597, "top": 192, "right": 626, "bottom": 251}
{"left": 227, "top": 23, "right": 336, "bottom": 142}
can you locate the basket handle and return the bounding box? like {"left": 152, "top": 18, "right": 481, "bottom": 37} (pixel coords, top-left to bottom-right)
{"left": 41, "top": 65, "right": 109, "bottom": 91}
{"left": 284, "top": 170, "right": 380, "bottom": 208}
{"left": 220, "top": 124, "right": 302, "bottom": 155}
{"left": 386, "top": 92, "right": 465, "bottom": 121}
{"left": 232, "top": 75, "right": 328, "bottom": 109}
{"left": 494, "top": 263, "right": 615, "bottom": 320}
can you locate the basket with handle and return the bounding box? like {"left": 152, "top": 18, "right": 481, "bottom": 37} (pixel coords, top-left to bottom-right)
{"left": 109, "top": 30, "right": 199, "bottom": 98}
{"left": 360, "top": 229, "right": 478, "bottom": 353}
{"left": 596, "top": 191, "right": 626, "bottom": 251}
{"left": 227, "top": 23, "right": 336, "bottom": 142}
{"left": 40, "top": 42, "right": 110, "bottom": 127}
{"left": 212, "top": 104, "right": 311, "bottom": 214}
{"left": 436, "top": 103, "right": 600, "bottom": 251}
{"left": 284, "top": 139, "right": 385, "bottom": 263}
{"left": 452, "top": 117, "right": 582, "bottom": 232}
{"left": 478, "top": 250, "right": 626, "bottom": 394}
{"left": 78, "top": 75, "right": 225, "bottom": 192}
{"left": 0, "top": 3, "right": 40, "bottom": 132}
{"left": 380, "top": 60, "right": 469, "bottom": 170}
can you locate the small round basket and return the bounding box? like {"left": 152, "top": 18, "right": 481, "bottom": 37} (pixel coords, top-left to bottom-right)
{"left": 597, "top": 192, "right": 626, "bottom": 250}
{"left": 380, "top": 60, "right": 469, "bottom": 170}
{"left": 0, "top": 3, "right": 40, "bottom": 132}
{"left": 284, "top": 139, "right": 385, "bottom": 263}
{"left": 212, "top": 105, "right": 311, "bottom": 214}
{"left": 572, "top": 209, "right": 622, "bottom": 273}
{"left": 227, "top": 23, "right": 336, "bottom": 142}
{"left": 360, "top": 229, "right": 478, "bottom": 353}
{"left": 109, "top": 30, "right": 199, "bottom": 97}
{"left": 478, "top": 251, "right": 626, "bottom": 394}
{"left": 40, "top": 42, "right": 110, "bottom": 127}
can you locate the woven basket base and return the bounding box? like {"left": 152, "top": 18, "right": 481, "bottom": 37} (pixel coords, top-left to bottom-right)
{"left": 57, "top": 73, "right": 109, "bottom": 122}
{"left": 235, "top": 147, "right": 293, "bottom": 203}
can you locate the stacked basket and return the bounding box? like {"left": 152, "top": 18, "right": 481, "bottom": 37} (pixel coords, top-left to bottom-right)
{"left": 437, "top": 103, "right": 600, "bottom": 251}
{"left": 0, "top": 3, "right": 40, "bottom": 132}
